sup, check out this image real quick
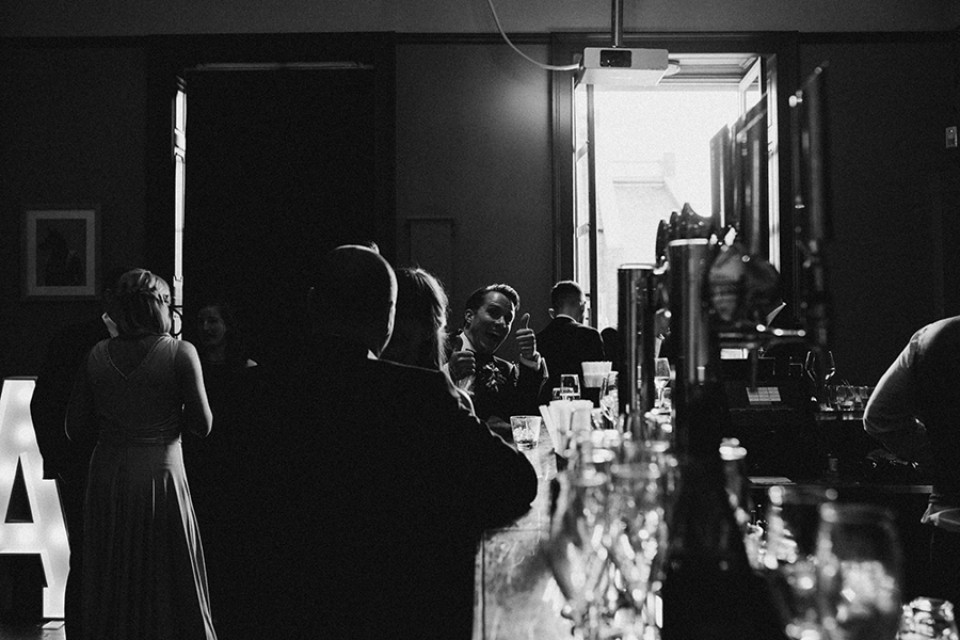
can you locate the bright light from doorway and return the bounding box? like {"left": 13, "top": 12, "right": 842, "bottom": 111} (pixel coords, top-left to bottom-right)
{"left": 592, "top": 87, "right": 742, "bottom": 330}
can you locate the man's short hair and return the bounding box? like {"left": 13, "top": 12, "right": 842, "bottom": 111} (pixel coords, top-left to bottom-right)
{"left": 551, "top": 280, "right": 584, "bottom": 310}
{"left": 314, "top": 245, "right": 397, "bottom": 354}
{"left": 464, "top": 283, "right": 520, "bottom": 314}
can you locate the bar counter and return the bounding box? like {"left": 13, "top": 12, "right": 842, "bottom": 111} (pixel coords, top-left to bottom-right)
{"left": 473, "top": 424, "right": 936, "bottom": 639}
{"left": 473, "top": 430, "right": 570, "bottom": 640}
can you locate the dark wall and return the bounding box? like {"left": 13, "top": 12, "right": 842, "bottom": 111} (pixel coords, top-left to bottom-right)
{"left": 0, "top": 43, "right": 147, "bottom": 377}
{"left": 396, "top": 41, "right": 554, "bottom": 359}
{"left": 1, "top": 34, "right": 958, "bottom": 382}
{"left": 799, "top": 34, "right": 960, "bottom": 386}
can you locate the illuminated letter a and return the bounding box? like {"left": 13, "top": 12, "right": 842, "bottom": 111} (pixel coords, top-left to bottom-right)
{"left": 0, "top": 377, "right": 70, "bottom": 619}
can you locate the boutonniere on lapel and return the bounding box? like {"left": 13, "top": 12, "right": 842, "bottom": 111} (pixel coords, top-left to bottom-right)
{"left": 478, "top": 360, "right": 507, "bottom": 393}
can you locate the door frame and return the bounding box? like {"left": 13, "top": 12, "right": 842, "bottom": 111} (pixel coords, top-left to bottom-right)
{"left": 144, "top": 33, "right": 398, "bottom": 282}
{"left": 550, "top": 31, "right": 801, "bottom": 316}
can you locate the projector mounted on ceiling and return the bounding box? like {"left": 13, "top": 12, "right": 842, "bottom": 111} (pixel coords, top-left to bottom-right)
{"left": 576, "top": 47, "right": 670, "bottom": 87}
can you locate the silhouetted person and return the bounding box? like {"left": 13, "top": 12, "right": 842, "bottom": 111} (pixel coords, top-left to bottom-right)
{"left": 249, "top": 246, "right": 537, "bottom": 639}
{"left": 66, "top": 269, "right": 216, "bottom": 640}
{"left": 864, "top": 314, "right": 960, "bottom": 607}
{"left": 184, "top": 299, "right": 264, "bottom": 636}
{"left": 381, "top": 267, "right": 450, "bottom": 370}
{"left": 382, "top": 267, "right": 474, "bottom": 412}
{"left": 30, "top": 265, "right": 129, "bottom": 637}
{"left": 536, "top": 280, "right": 606, "bottom": 399}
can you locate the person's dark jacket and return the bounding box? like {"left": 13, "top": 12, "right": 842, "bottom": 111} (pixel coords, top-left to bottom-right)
{"left": 246, "top": 336, "right": 538, "bottom": 640}
{"left": 536, "top": 315, "right": 605, "bottom": 396}
{"left": 31, "top": 316, "right": 110, "bottom": 480}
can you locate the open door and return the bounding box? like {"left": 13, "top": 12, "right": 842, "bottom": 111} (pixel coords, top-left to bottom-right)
{"left": 172, "top": 79, "right": 187, "bottom": 339}
{"left": 573, "top": 81, "right": 599, "bottom": 326}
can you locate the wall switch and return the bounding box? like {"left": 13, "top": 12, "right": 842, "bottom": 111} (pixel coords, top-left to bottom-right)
{"left": 947, "top": 126, "right": 958, "bottom": 149}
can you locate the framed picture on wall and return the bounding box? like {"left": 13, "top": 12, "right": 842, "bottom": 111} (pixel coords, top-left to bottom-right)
{"left": 22, "top": 206, "right": 99, "bottom": 300}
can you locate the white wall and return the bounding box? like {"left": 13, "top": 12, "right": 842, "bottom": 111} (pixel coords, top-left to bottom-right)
{"left": 2, "top": 0, "right": 958, "bottom": 37}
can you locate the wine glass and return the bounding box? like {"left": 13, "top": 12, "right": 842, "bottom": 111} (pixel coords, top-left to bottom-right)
{"left": 823, "top": 351, "right": 837, "bottom": 385}
{"left": 804, "top": 350, "right": 820, "bottom": 391}
{"left": 606, "top": 455, "right": 671, "bottom": 623}
{"left": 654, "top": 358, "right": 671, "bottom": 410}
{"left": 543, "top": 467, "right": 611, "bottom": 636}
{"left": 816, "top": 502, "right": 904, "bottom": 640}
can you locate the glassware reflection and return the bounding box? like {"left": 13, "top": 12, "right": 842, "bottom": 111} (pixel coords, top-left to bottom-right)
{"left": 898, "top": 596, "right": 960, "bottom": 640}
{"left": 764, "top": 485, "right": 837, "bottom": 639}
{"left": 816, "top": 503, "right": 903, "bottom": 640}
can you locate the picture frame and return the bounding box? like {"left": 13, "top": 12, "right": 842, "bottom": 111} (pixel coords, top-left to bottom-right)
{"left": 22, "top": 206, "right": 100, "bottom": 300}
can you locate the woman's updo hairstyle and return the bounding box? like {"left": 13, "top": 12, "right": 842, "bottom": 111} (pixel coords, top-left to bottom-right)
{"left": 114, "top": 269, "right": 172, "bottom": 337}
{"left": 382, "top": 267, "right": 450, "bottom": 370}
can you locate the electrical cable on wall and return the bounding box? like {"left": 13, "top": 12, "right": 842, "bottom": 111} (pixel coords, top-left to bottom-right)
{"left": 485, "top": 0, "right": 580, "bottom": 72}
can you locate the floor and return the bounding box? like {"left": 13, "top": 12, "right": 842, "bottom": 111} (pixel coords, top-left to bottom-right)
{"left": 0, "top": 621, "right": 65, "bottom": 640}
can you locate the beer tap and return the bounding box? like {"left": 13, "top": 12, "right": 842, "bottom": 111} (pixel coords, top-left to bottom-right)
{"left": 792, "top": 64, "right": 833, "bottom": 390}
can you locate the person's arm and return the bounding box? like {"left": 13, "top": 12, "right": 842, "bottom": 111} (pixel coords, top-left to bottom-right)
{"left": 65, "top": 355, "right": 97, "bottom": 444}
{"left": 452, "top": 399, "right": 537, "bottom": 529}
{"left": 175, "top": 340, "right": 214, "bottom": 437}
{"left": 863, "top": 332, "right": 933, "bottom": 466}
{"left": 515, "top": 354, "right": 547, "bottom": 416}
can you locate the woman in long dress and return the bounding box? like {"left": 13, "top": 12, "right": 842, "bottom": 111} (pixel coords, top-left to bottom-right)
{"left": 67, "top": 269, "right": 217, "bottom": 640}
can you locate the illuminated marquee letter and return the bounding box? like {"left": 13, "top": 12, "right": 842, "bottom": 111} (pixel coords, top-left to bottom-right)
{"left": 0, "top": 377, "right": 69, "bottom": 619}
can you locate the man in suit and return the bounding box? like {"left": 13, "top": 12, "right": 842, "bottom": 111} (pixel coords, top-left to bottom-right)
{"left": 447, "top": 283, "right": 547, "bottom": 436}
{"left": 249, "top": 246, "right": 537, "bottom": 640}
{"left": 30, "top": 265, "right": 129, "bottom": 636}
{"left": 536, "top": 280, "right": 606, "bottom": 400}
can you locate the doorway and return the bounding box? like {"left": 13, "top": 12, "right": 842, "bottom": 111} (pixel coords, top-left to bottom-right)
{"left": 550, "top": 33, "right": 800, "bottom": 328}
{"left": 180, "top": 67, "right": 380, "bottom": 364}
{"left": 144, "top": 34, "right": 397, "bottom": 367}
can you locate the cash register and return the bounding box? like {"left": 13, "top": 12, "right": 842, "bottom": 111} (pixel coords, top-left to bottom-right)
{"left": 719, "top": 352, "right": 822, "bottom": 479}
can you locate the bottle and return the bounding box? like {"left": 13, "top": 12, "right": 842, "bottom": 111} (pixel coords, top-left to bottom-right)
{"left": 659, "top": 389, "right": 787, "bottom": 640}
{"left": 720, "top": 438, "right": 764, "bottom": 568}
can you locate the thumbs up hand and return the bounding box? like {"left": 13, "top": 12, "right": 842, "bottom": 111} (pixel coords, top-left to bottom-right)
{"left": 515, "top": 313, "right": 540, "bottom": 365}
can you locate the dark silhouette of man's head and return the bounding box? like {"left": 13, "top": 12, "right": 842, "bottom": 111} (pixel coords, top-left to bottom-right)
{"left": 312, "top": 245, "right": 397, "bottom": 356}
{"left": 550, "top": 280, "right": 586, "bottom": 322}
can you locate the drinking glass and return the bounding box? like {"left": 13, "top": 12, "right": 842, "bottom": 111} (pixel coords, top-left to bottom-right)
{"left": 816, "top": 502, "right": 904, "bottom": 640}
{"left": 599, "top": 372, "right": 619, "bottom": 425}
{"left": 898, "top": 596, "right": 960, "bottom": 640}
{"left": 835, "top": 385, "right": 855, "bottom": 412}
{"left": 765, "top": 485, "right": 837, "bottom": 639}
{"left": 607, "top": 455, "right": 671, "bottom": 612}
{"left": 544, "top": 467, "right": 611, "bottom": 637}
{"left": 510, "top": 415, "right": 542, "bottom": 451}
{"left": 653, "top": 358, "right": 671, "bottom": 410}
{"left": 559, "top": 374, "right": 581, "bottom": 400}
